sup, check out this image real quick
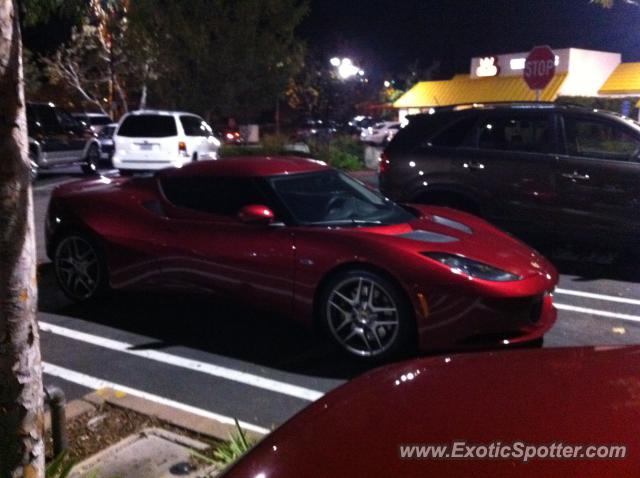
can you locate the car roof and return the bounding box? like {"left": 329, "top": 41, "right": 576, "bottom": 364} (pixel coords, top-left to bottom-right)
{"left": 125, "top": 109, "right": 201, "bottom": 117}
{"left": 410, "top": 101, "right": 633, "bottom": 121}
{"left": 158, "top": 156, "right": 330, "bottom": 179}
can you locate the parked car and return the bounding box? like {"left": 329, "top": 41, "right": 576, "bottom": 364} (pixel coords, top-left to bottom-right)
{"left": 220, "top": 127, "right": 245, "bottom": 145}
{"left": 221, "top": 345, "right": 638, "bottom": 477}
{"left": 27, "top": 102, "right": 101, "bottom": 178}
{"left": 112, "top": 110, "right": 220, "bottom": 173}
{"left": 46, "top": 157, "right": 557, "bottom": 361}
{"left": 379, "top": 102, "right": 640, "bottom": 248}
{"left": 295, "top": 119, "right": 338, "bottom": 141}
{"left": 361, "top": 121, "right": 401, "bottom": 145}
{"left": 97, "top": 123, "right": 118, "bottom": 163}
{"left": 72, "top": 112, "right": 113, "bottom": 134}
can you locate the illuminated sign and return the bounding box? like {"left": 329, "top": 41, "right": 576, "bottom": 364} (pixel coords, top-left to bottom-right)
{"left": 510, "top": 56, "right": 560, "bottom": 70}
{"left": 476, "top": 57, "right": 500, "bottom": 77}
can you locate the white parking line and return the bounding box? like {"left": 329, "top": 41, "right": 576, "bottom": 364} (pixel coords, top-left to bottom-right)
{"left": 555, "top": 303, "right": 640, "bottom": 323}
{"left": 43, "top": 362, "right": 269, "bottom": 435}
{"left": 40, "top": 321, "right": 324, "bottom": 402}
{"left": 556, "top": 288, "right": 640, "bottom": 306}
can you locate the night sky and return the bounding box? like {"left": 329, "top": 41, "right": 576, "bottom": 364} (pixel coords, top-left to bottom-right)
{"left": 300, "top": 0, "right": 640, "bottom": 79}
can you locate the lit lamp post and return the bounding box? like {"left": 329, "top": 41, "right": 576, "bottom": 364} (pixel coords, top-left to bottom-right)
{"left": 330, "top": 57, "right": 365, "bottom": 80}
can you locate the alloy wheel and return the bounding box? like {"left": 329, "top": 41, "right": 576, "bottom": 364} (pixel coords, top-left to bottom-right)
{"left": 54, "top": 235, "right": 102, "bottom": 300}
{"left": 326, "top": 277, "right": 400, "bottom": 357}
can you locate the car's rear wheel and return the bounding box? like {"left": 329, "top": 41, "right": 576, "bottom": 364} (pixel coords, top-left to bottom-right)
{"left": 82, "top": 143, "right": 100, "bottom": 175}
{"left": 320, "top": 269, "right": 414, "bottom": 361}
{"left": 54, "top": 233, "right": 108, "bottom": 301}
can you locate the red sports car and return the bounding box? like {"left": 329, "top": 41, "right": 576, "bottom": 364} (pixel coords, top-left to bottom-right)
{"left": 46, "top": 157, "right": 557, "bottom": 361}
{"left": 220, "top": 346, "right": 638, "bottom": 477}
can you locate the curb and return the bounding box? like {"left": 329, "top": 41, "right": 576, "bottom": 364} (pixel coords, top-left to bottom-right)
{"left": 48, "top": 387, "right": 266, "bottom": 443}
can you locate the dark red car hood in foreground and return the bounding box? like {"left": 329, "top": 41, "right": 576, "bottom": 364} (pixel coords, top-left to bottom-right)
{"left": 224, "top": 346, "right": 640, "bottom": 477}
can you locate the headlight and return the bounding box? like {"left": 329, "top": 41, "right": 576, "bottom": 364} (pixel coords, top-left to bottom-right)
{"left": 422, "top": 252, "right": 522, "bottom": 281}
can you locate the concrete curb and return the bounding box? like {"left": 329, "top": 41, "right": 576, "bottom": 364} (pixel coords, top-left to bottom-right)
{"left": 78, "top": 387, "right": 266, "bottom": 442}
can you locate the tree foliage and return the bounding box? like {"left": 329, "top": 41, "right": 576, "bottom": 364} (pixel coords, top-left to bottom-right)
{"left": 41, "top": 1, "right": 162, "bottom": 115}
{"left": 131, "top": 0, "right": 308, "bottom": 121}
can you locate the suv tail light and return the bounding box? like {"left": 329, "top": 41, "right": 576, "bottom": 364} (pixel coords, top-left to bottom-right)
{"left": 378, "top": 151, "right": 390, "bottom": 174}
{"left": 178, "top": 141, "right": 188, "bottom": 157}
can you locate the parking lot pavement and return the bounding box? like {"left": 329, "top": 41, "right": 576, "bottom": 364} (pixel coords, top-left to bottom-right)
{"left": 33, "top": 169, "right": 640, "bottom": 431}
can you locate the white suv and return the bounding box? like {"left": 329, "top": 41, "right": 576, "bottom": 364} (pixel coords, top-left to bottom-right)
{"left": 113, "top": 110, "right": 221, "bottom": 173}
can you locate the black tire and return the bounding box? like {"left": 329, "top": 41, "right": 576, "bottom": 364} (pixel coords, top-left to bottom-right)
{"left": 192, "top": 152, "right": 198, "bottom": 162}
{"left": 318, "top": 268, "right": 415, "bottom": 362}
{"left": 82, "top": 143, "right": 100, "bottom": 175}
{"left": 53, "top": 232, "right": 109, "bottom": 302}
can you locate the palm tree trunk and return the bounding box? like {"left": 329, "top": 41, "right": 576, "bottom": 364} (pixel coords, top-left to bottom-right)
{"left": 0, "top": 1, "right": 44, "bottom": 477}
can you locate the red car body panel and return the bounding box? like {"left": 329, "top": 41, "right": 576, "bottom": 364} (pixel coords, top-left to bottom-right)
{"left": 223, "top": 346, "right": 640, "bottom": 478}
{"left": 46, "top": 157, "right": 557, "bottom": 351}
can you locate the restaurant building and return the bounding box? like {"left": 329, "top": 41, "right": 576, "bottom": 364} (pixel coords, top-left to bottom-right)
{"left": 394, "top": 47, "right": 640, "bottom": 121}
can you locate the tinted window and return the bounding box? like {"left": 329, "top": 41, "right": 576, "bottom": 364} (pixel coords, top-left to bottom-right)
{"left": 564, "top": 116, "right": 640, "bottom": 161}
{"left": 56, "top": 109, "right": 80, "bottom": 129}
{"left": 161, "top": 176, "right": 269, "bottom": 216}
{"left": 477, "top": 115, "right": 551, "bottom": 153}
{"left": 89, "top": 116, "right": 112, "bottom": 126}
{"left": 35, "top": 105, "right": 60, "bottom": 130}
{"left": 430, "top": 115, "right": 478, "bottom": 147}
{"left": 118, "top": 115, "right": 177, "bottom": 137}
{"left": 180, "top": 116, "right": 211, "bottom": 137}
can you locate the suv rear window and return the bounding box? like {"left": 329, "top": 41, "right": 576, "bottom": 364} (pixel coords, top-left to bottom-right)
{"left": 89, "top": 116, "right": 112, "bottom": 126}
{"left": 118, "top": 115, "right": 177, "bottom": 137}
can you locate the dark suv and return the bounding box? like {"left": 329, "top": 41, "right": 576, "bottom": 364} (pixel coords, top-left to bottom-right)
{"left": 27, "top": 102, "right": 101, "bottom": 179}
{"left": 379, "top": 103, "right": 640, "bottom": 247}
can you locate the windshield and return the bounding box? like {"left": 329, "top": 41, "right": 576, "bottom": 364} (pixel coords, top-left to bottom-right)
{"left": 269, "top": 170, "right": 415, "bottom": 226}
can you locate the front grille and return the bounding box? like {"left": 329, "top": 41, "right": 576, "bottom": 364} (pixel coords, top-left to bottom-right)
{"left": 483, "top": 294, "right": 544, "bottom": 324}
{"left": 529, "top": 296, "right": 543, "bottom": 324}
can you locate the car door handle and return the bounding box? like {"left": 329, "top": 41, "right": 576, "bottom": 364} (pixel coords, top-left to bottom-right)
{"left": 561, "top": 171, "right": 590, "bottom": 181}
{"left": 462, "top": 161, "right": 485, "bottom": 171}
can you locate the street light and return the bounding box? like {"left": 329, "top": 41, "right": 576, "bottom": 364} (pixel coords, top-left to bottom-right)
{"left": 330, "top": 57, "right": 364, "bottom": 80}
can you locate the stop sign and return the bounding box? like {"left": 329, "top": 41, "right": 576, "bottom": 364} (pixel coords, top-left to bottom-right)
{"left": 524, "top": 45, "right": 556, "bottom": 90}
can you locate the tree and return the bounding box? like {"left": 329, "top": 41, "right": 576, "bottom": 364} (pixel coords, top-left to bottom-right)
{"left": 132, "top": 0, "right": 308, "bottom": 121}
{"left": 42, "top": 1, "right": 161, "bottom": 116}
{"left": 0, "top": 0, "right": 43, "bottom": 476}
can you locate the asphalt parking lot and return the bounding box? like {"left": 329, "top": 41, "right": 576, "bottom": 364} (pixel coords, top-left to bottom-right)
{"left": 34, "top": 166, "right": 640, "bottom": 432}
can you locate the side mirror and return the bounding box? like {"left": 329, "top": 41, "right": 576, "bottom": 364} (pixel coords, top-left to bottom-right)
{"left": 238, "top": 204, "right": 275, "bottom": 225}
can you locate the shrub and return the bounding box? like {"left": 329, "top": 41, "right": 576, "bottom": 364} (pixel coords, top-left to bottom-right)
{"left": 220, "top": 133, "right": 365, "bottom": 171}
{"left": 307, "top": 134, "right": 365, "bottom": 171}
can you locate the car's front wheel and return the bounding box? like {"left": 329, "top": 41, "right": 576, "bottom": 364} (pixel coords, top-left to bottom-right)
{"left": 54, "top": 233, "right": 108, "bottom": 301}
{"left": 82, "top": 143, "right": 100, "bottom": 175}
{"left": 319, "top": 269, "right": 415, "bottom": 361}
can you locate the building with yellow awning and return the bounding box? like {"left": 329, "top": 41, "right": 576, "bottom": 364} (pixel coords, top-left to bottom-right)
{"left": 394, "top": 47, "right": 640, "bottom": 121}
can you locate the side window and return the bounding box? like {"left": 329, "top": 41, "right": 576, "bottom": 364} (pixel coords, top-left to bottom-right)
{"left": 161, "top": 176, "right": 270, "bottom": 216}
{"left": 56, "top": 109, "right": 79, "bottom": 129}
{"left": 429, "top": 115, "right": 478, "bottom": 148}
{"left": 476, "top": 115, "right": 551, "bottom": 153}
{"left": 36, "top": 106, "right": 61, "bottom": 131}
{"left": 180, "top": 116, "right": 212, "bottom": 137}
{"left": 564, "top": 116, "right": 640, "bottom": 161}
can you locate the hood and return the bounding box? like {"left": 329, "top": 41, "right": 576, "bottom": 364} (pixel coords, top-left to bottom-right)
{"left": 351, "top": 205, "right": 552, "bottom": 280}
{"left": 225, "top": 346, "right": 640, "bottom": 478}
